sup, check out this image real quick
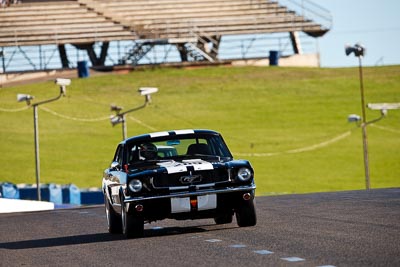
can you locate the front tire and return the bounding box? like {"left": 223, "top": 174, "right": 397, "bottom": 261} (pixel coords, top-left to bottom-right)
{"left": 235, "top": 198, "right": 257, "bottom": 227}
{"left": 121, "top": 200, "right": 144, "bottom": 238}
{"left": 105, "top": 195, "right": 122, "bottom": 234}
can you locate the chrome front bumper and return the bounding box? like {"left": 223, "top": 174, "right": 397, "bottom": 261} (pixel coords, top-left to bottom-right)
{"left": 123, "top": 184, "right": 256, "bottom": 203}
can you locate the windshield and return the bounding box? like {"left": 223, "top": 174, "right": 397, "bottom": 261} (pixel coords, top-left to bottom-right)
{"left": 126, "top": 134, "right": 232, "bottom": 163}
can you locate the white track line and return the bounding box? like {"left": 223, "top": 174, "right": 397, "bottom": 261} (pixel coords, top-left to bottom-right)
{"left": 370, "top": 124, "right": 400, "bottom": 134}
{"left": 234, "top": 131, "right": 351, "bottom": 157}
{"left": 40, "top": 106, "right": 109, "bottom": 122}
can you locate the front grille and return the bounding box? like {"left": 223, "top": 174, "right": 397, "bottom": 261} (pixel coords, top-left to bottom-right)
{"left": 151, "top": 169, "right": 229, "bottom": 189}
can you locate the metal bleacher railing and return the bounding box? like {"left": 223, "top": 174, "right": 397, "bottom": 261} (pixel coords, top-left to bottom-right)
{"left": 0, "top": 32, "right": 318, "bottom": 72}
{"left": 277, "top": 0, "right": 332, "bottom": 32}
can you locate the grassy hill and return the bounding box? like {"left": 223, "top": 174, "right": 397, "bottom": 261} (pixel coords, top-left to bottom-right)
{"left": 1, "top": 65, "right": 399, "bottom": 195}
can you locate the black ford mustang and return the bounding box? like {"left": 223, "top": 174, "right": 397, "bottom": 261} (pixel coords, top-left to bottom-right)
{"left": 102, "top": 129, "right": 256, "bottom": 238}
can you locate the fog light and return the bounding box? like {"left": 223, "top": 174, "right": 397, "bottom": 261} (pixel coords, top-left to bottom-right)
{"left": 243, "top": 193, "right": 251, "bottom": 201}
{"left": 135, "top": 204, "right": 144, "bottom": 212}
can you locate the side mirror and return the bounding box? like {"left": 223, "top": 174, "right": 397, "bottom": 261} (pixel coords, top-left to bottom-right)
{"left": 110, "top": 161, "right": 120, "bottom": 170}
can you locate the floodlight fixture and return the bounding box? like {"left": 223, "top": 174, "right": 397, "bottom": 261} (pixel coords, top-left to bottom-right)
{"left": 55, "top": 78, "right": 71, "bottom": 96}
{"left": 348, "top": 114, "right": 361, "bottom": 123}
{"left": 110, "top": 104, "right": 123, "bottom": 113}
{"left": 139, "top": 87, "right": 158, "bottom": 103}
{"left": 345, "top": 43, "right": 365, "bottom": 57}
{"left": 55, "top": 78, "right": 71, "bottom": 87}
{"left": 16, "top": 78, "right": 71, "bottom": 201}
{"left": 366, "top": 102, "right": 400, "bottom": 121}
{"left": 17, "top": 94, "right": 34, "bottom": 105}
{"left": 139, "top": 87, "right": 158, "bottom": 96}
{"left": 110, "top": 87, "right": 159, "bottom": 140}
{"left": 110, "top": 115, "right": 124, "bottom": 126}
{"left": 367, "top": 103, "right": 400, "bottom": 111}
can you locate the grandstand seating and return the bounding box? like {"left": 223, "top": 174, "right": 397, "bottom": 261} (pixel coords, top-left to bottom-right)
{"left": 74, "top": 0, "right": 329, "bottom": 64}
{"left": 0, "top": 0, "right": 134, "bottom": 47}
{"left": 79, "top": 0, "right": 329, "bottom": 40}
{"left": 0, "top": 0, "right": 330, "bottom": 69}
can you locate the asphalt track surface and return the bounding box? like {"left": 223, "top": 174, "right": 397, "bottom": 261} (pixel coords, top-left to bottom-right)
{"left": 1, "top": 188, "right": 399, "bottom": 267}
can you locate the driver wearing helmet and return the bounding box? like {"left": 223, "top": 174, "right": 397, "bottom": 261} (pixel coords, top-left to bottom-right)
{"left": 138, "top": 143, "right": 158, "bottom": 160}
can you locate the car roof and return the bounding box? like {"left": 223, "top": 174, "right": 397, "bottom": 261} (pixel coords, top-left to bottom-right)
{"left": 120, "top": 129, "right": 221, "bottom": 145}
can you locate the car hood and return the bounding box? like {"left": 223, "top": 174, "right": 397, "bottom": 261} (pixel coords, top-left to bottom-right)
{"left": 128, "top": 158, "right": 250, "bottom": 176}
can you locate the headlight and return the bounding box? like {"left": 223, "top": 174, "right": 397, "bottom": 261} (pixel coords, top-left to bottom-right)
{"left": 128, "top": 179, "right": 142, "bottom": 193}
{"left": 237, "top": 168, "right": 252, "bottom": 182}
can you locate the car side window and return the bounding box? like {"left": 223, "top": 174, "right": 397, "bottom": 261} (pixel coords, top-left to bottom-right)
{"left": 113, "top": 145, "right": 124, "bottom": 165}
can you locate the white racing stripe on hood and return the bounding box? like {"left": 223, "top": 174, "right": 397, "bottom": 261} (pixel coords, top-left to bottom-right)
{"left": 158, "top": 159, "right": 214, "bottom": 174}
{"left": 183, "top": 159, "right": 214, "bottom": 171}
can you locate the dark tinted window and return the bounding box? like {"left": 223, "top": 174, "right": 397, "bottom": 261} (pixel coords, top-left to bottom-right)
{"left": 126, "top": 134, "right": 232, "bottom": 162}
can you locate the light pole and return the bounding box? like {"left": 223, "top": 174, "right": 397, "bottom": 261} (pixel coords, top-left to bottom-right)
{"left": 348, "top": 102, "right": 400, "bottom": 187}
{"left": 110, "top": 87, "right": 158, "bottom": 140}
{"left": 17, "top": 78, "right": 71, "bottom": 201}
{"left": 345, "top": 43, "right": 371, "bottom": 189}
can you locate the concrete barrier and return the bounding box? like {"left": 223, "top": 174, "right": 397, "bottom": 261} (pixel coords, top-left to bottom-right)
{"left": 62, "top": 184, "right": 81, "bottom": 205}
{"left": 80, "top": 188, "right": 104, "bottom": 205}
{"left": 0, "top": 198, "right": 54, "bottom": 213}
{"left": 18, "top": 184, "right": 37, "bottom": 200}
{"left": 0, "top": 182, "right": 20, "bottom": 199}
{"left": 18, "top": 183, "right": 62, "bottom": 203}
{"left": 1, "top": 183, "right": 103, "bottom": 211}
